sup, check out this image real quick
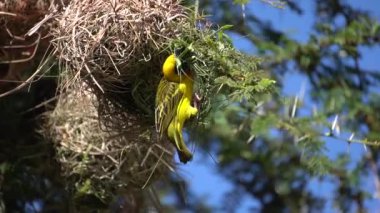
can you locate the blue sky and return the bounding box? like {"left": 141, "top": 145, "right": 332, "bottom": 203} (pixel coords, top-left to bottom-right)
{"left": 178, "top": 1, "right": 380, "bottom": 212}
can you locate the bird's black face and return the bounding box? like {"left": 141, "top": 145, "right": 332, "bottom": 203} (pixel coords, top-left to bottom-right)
{"left": 174, "top": 47, "right": 191, "bottom": 76}
{"left": 175, "top": 59, "right": 190, "bottom": 76}
{"left": 174, "top": 47, "right": 185, "bottom": 58}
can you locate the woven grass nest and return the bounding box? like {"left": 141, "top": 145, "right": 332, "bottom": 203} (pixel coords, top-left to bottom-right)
{"left": 41, "top": 0, "right": 188, "bottom": 199}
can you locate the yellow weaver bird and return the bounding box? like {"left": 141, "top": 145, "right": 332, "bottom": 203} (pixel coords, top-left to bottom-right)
{"left": 155, "top": 53, "right": 198, "bottom": 163}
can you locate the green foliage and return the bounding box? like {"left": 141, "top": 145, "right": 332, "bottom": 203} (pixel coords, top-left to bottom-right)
{"left": 233, "top": 0, "right": 250, "bottom": 5}
{"left": 190, "top": 0, "right": 380, "bottom": 211}
{"left": 233, "top": 0, "right": 286, "bottom": 8}
{"left": 168, "top": 20, "right": 275, "bottom": 119}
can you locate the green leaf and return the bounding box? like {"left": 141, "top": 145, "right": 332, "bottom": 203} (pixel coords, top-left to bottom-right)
{"left": 258, "top": 78, "right": 276, "bottom": 88}
{"left": 0, "top": 162, "right": 10, "bottom": 174}
{"left": 219, "top": 24, "right": 234, "bottom": 32}
{"left": 233, "top": 0, "right": 250, "bottom": 5}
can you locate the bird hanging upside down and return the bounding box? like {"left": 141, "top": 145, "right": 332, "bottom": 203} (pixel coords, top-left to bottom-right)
{"left": 155, "top": 53, "right": 198, "bottom": 163}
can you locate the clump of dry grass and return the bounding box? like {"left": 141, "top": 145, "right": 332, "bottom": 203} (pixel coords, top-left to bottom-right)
{"left": 0, "top": 0, "right": 68, "bottom": 97}
{"left": 50, "top": 0, "right": 186, "bottom": 106}
{"left": 0, "top": 0, "right": 66, "bottom": 41}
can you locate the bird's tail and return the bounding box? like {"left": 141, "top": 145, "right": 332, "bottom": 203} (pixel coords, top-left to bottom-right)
{"left": 177, "top": 143, "right": 193, "bottom": 164}
{"left": 168, "top": 120, "right": 193, "bottom": 164}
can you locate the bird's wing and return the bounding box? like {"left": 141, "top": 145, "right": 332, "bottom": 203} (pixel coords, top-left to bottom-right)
{"left": 155, "top": 78, "right": 182, "bottom": 139}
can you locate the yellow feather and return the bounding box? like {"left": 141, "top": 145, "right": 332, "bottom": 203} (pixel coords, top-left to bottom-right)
{"left": 155, "top": 78, "right": 180, "bottom": 139}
